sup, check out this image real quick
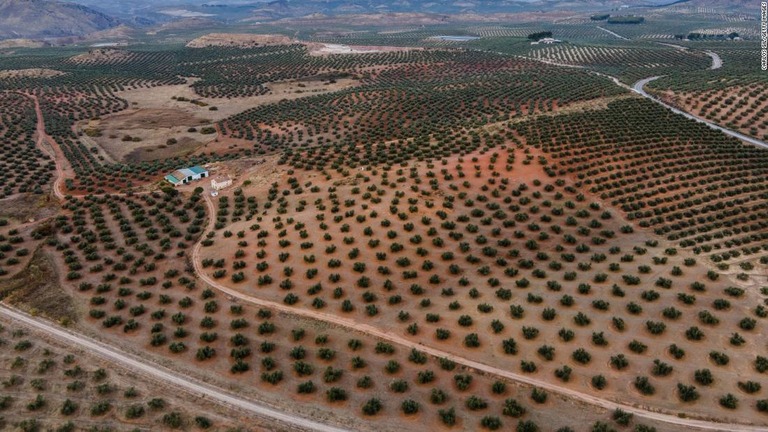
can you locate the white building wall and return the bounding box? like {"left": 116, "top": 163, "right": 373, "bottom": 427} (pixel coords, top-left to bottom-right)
{"left": 212, "top": 178, "right": 233, "bottom": 191}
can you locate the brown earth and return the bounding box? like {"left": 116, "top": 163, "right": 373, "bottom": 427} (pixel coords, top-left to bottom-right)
{"left": 83, "top": 108, "right": 213, "bottom": 162}
{"left": 199, "top": 143, "right": 768, "bottom": 427}
{"left": 83, "top": 24, "right": 137, "bottom": 42}
{"left": 0, "top": 68, "right": 64, "bottom": 79}
{"left": 0, "top": 193, "right": 58, "bottom": 226}
{"left": 306, "top": 42, "right": 423, "bottom": 56}
{"left": 124, "top": 136, "right": 206, "bottom": 164}
{"left": 69, "top": 48, "right": 132, "bottom": 64}
{"left": 0, "top": 249, "right": 76, "bottom": 325}
{"left": 98, "top": 108, "right": 206, "bottom": 130}
{"left": 186, "top": 33, "right": 295, "bottom": 48}
{"left": 82, "top": 76, "right": 362, "bottom": 162}
{"left": 113, "top": 76, "right": 360, "bottom": 122}
{"left": 0, "top": 38, "right": 48, "bottom": 48}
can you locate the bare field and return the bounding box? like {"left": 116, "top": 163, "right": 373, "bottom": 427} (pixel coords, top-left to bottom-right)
{"left": 97, "top": 108, "right": 207, "bottom": 130}
{"left": 0, "top": 249, "right": 76, "bottom": 324}
{"left": 306, "top": 43, "right": 423, "bottom": 56}
{"left": 0, "top": 68, "right": 64, "bottom": 80}
{"left": 0, "top": 39, "right": 47, "bottom": 49}
{"left": 187, "top": 33, "right": 295, "bottom": 48}
{"left": 83, "top": 77, "right": 362, "bottom": 162}
{"left": 0, "top": 193, "right": 58, "bottom": 226}
{"left": 112, "top": 77, "right": 362, "bottom": 121}
{"left": 83, "top": 108, "right": 213, "bottom": 163}
{"left": 68, "top": 48, "right": 134, "bottom": 64}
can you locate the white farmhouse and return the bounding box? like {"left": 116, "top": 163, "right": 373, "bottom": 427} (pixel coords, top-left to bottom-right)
{"left": 211, "top": 175, "right": 233, "bottom": 191}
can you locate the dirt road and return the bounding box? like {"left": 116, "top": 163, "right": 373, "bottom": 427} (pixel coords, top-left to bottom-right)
{"left": 596, "top": 26, "right": 629, "bottom": 40}
{"left": 24, "top": 93, "right": 67, "bottom": 200}
{"left": 0, "top": 304, "right": 350, "bottom": 432}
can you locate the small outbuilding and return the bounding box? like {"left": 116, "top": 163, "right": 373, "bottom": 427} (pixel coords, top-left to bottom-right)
{"left": 211, "top": 175, "right": 233, "bottom": 191}
{"left": 165, "top": 166, "right": 208, "bottom": 187}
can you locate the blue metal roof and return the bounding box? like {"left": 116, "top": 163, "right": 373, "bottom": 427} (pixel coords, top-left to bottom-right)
{"left": 188, "top": 166, "right": 207, "bottom": 175}
{"left": 177, "top": 168, "right": 195, "bottom": 178}
{"left": 165, "top": 166, "right": 207, "bottom": 185}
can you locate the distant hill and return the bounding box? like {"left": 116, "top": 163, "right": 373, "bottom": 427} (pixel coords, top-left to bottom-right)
{"left": 240, "top": 0, "right": 549, "bottom": 17}
{"left": 1, "top": 0, "right": 754, "bottom": 38}
{"left": 215, "top": 0, "right": 761, "bottom": 20}
{"left": 656, "top": 0, "right": 754, "bottom": 11}
{"left": 0, "top": 0, "right": 119, "bottom": 40}
{"left": 588, "top": 0, "right": 753, "bottom": 11}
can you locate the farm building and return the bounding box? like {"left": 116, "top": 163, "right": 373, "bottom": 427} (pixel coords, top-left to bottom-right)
{"left": 211, "top": 175, "right": 233, "bottom": 191}
{"left": 164, "top": 166, "right": 208, "bottom": 187}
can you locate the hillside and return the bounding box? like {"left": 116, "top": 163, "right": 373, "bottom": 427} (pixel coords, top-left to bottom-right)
{"left": 658, "top": 0, "right": 754, "bottom": 11}
{"left": 229, "top": 0, "right": 762, "bottom": 22}
{"left": 0, "top": 0, "right": 119, "bottom": 40}
{"left": 29, "top": 0, "right": 757, "bottom": 27}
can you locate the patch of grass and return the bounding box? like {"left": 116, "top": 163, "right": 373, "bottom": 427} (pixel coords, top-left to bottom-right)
{"left": 0, "top": 249, "right": 76, "bottom": 325}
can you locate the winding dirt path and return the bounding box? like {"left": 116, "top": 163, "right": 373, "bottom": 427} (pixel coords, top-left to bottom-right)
{"left": 24, "top": 92, "right": 67, "bottom": 200}
{"left": 596, "top": 26, "right": 629, "bottom": 40}
{"left": 191, "top": 195, "right": 766, "bottom": 432}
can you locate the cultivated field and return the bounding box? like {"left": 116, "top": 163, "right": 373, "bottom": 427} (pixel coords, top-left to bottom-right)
{"left": 201, "top": 139, "right": 768, "bottom": 424}
{"left": 0, "top": 315, "right": 252, "bottom": 431}
{"left": 0, "top": 12, "right": 766, "bottom": 432}
{"left": 649, "top": 44, "right": 768, "bottom": 139}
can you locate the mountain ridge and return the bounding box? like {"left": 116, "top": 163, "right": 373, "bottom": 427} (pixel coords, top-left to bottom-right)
{"left": 0, "top": 0, "right": 119, "bottom": 39}
{"left": 0, "top": 0, "right": 753, "bottom": 42}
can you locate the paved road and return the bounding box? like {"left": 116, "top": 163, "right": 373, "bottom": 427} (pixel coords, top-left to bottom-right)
{"left": 625, "top": 48, "right": 767, "bottom": 150}
{"left": 706, "top": 51, "right": 722, "bottom": 70}
{"left": 632, "top": 76, "right": 768, "bottom": 150}
{"left": 533, "top": 47, "right": 766, "bottom": 151}
{"left": 192, "top": 196, "right": 766, "bottom": 432}
{"left": 0, "top": 304, "right": 349, "bottom": 432}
